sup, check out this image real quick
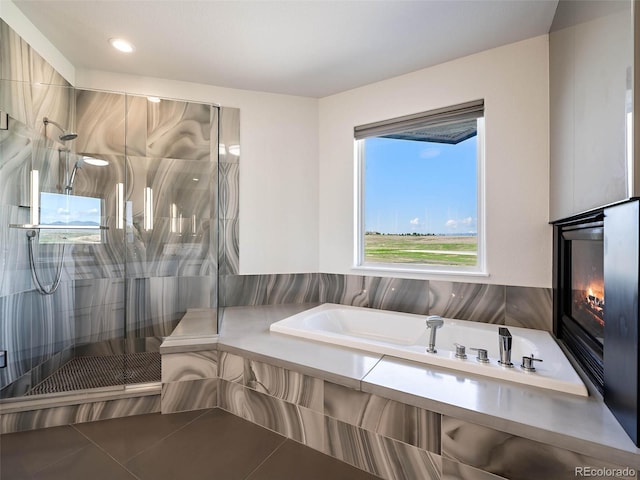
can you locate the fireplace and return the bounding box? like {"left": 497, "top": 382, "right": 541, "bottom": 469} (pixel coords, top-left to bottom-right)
{"left": 553, "top": 200, "right": 640, "bottom": 446}
{"left": 553, "top": 211, "right": 605, "bottom": 392}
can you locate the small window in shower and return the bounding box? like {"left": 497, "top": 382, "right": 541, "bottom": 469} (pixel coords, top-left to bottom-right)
{"left": 39, "top": 192, "right": 104, "bottom": 244}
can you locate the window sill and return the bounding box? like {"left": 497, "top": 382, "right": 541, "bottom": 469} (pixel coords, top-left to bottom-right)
{"left": 351, "top": 263, "right": 489, "bottom": 278}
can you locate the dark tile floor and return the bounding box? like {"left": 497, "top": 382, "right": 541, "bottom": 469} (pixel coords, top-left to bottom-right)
{"left": 1, "top": 408, "right": 382, "bottom": 480}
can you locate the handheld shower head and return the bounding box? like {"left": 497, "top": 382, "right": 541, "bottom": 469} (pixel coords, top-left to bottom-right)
{"left": 65, "top": 156, "right": 109, "bottom": 194}
{"left": 43, "top": 117, "right": 78, "bottom": 141}
{"left": 65, "top": 158, "right": 83, "bottom": 194}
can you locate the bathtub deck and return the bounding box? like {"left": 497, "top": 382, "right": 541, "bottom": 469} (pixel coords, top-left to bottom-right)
{"left": 216, "top": 303, "right": 639, "bottom": 468}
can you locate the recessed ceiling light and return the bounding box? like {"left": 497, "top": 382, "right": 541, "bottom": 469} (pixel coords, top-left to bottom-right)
{"left": 82, "top": 156, "right": 109, "bottom": 167}
{"left": 109, "top": 38, "right": 135, "bottom": 53}
{"left": 147, "top": 96, "right": 161, "bottom": 103}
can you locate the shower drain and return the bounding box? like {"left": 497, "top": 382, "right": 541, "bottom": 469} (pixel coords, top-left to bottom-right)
{"left": 27, "top": 352, "right": 161, "bottom": 395}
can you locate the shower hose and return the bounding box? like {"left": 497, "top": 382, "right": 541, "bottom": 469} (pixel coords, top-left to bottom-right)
{"left": 26, "top": 230, "right": 65, "bottom": 295}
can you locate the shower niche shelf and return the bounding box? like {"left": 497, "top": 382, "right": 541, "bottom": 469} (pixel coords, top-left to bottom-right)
{"left": 9, "top": 224, "right": 109, "bottom": 230}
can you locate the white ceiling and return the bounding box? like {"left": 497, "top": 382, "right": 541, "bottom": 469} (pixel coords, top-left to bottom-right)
{"left": 14, "top": 0, "right": 559, "bottom": 98}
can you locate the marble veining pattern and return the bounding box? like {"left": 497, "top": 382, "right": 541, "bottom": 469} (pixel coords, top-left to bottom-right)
{"left": 161, "top": 378, "right": 218, "bottom": 414}
{"left": 324, "top": 381, "right": 440, "bottom": 453}
{"left": 0, "top": 20, "right": 69, "bottom": 88}
{"left": 124, "top": 94, "right": 147, "bottom": 157}
{"left": 221, "top": 273, "right": 319, "bottom": 307}
{"left": 0, "top": 394, "right": 160, "bottom": 434}
{"left": 367, "top": 276, "right": 430, "bottom": 315}
{"left": 226, "top": 274, "right": 550, "bottom": 336}
{"left": 319, "top": 274, "right": 369, "bottom": 306}
{"left": 161, "top": 351, "right": 218, "bottom": 383}
{"left": 441, "top": 417, "right": 638, "bottom": 479}
{"left": 218, "top": 351, "right": 323, "bottom": 412}
{"left": 219, "top": 379, "right": 324, "bottom": 452}
{"left": 441, "top": 459, "right": 508, "bottom": 480}
{"left": 505, "top": 286, "right": 552, "bottom": 331}
{"left": 147, "top": 100, "right": 210, "bottom": 161}
{"left": 219, "top": 107, "right": 240, "bottom": 164}
{"left": 218, "top": 107, "right": 240, "bottom": 276}
{"left": 218, "top": 218, "right": 240, "bottom": 275}
{"left": 1, "top": 21, "right": 71, "bottom": 132}
{"left": 325, "top": 415, "right": 442, "bottom": 480}
{"left": 0, "top": 282, "right": 76, "bottom": 391}
{"left": 126, "top": 276, "right": 213, "bottom": 338}
{"left": 219, "top": 162, "right": 239, "bottom": 221}
{"left": 75, "top": 90, "right": 126, "bottom": 156}
{"left": 72, "top": 278, "right": 125, "bottom": 345}
{"left": 428, "top": 281, "right": 505, "bottom": 324}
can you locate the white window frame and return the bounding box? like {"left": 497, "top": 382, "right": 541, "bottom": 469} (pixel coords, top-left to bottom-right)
{"left": 354, "top": 104, "right": 486, "bottom": 276}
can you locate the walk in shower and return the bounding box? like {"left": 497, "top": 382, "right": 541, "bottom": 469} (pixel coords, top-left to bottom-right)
{"left": 0, "top": 78, "right": 220, "bottom": 402}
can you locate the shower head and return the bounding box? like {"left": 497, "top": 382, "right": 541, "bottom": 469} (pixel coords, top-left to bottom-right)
{"left": 43, "top": 117, "right": 78, "bottom": 141}
{"left": 65, "top": 156, "right": 109, "bottom": 194}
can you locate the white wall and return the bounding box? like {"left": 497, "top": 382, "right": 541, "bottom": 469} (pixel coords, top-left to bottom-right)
{"left": 318, "top": 35, "right": 551, "bottom": 288}
{"left": 5, "top": 4, "right": 552, "bottom": 285}
{"left": 75, "top": 69, "right": 320, "bottom": 275}
{"left": 2, "top": 0, "right": 320, "bottom": 275}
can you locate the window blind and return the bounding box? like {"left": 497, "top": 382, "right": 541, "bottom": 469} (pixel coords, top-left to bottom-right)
{"left": 354, "top": 99, "right": 484, "bottom": 140}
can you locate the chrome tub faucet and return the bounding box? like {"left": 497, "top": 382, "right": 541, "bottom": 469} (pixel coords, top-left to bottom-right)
{"left": 498, "top": 327, "right": 514, "bottom": 367}
{"left": 425, "top": 316, "right": 444, "bottom": 353}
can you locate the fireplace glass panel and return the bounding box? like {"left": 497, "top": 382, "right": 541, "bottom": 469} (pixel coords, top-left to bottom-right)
{"left": 571, "top": 239, "right": 604, "bottom": 343}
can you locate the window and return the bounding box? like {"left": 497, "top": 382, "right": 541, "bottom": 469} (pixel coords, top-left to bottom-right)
{"left": 39, "top": 192, "right": 103, "bottom": 244}
{"left": 355, "top": 100, "right": 485, "bottom": 273}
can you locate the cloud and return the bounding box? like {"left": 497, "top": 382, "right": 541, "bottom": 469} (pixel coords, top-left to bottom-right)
{"left": 446, "top": 217, "right": 477, "bottom": 232}
{"left": 419, "top": 147, "right": 441, "bottom": 159}
{"left": 57, "top": 207, "right": 70, "bottom": 215}
{"left": 409, "top": 217, "right": 419, "bottom": 225}
{"left": 87, "top": 208, "right": 99, "bottom": 214}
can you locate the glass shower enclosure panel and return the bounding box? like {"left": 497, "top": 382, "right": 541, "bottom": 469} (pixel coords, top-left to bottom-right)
{"left": 1, "top": 82, "right": 218, "bottom": 401}
{"left": 123, "top": 95, "right": 217, "bottom": 353}
{"left": 0, "top": 81, "right": 129, "bottom": 398}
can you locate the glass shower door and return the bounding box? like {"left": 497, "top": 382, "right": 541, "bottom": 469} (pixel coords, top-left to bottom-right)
{"left": 0, "top": 81, "right": 130, "bottom": 398}
{"left": 1, "top": 81, "right": 218, "bottom": 401}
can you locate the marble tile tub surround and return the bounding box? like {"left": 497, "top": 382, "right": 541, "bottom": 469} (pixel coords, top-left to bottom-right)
{"left": 441, "top": 417, "right": 637, "bottom": 480}
{"left": 0, "top": 388, "right": 161, "bottom": 434}
{"left": 220, "top": 273, "right": 552, "bottom": 332}
{"left": 216, "top": 347, "right": 631, "bottom": 479}
{"left": 217, "top": 304, "right": 640, "bottom": 470}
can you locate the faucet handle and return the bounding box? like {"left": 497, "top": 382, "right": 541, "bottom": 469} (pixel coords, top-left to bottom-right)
{"left": 454, "top": 343, "right": 467, "bottom": 359}
{"left": 470, "top": 347, "right": 490, "bottom": 363}
{"left": 521, "top": 354, "right": 543, "bottom": 372}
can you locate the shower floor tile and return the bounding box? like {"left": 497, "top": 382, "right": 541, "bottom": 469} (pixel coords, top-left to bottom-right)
{"left": 27, "top": 352, "right": 161, "bottom": 395}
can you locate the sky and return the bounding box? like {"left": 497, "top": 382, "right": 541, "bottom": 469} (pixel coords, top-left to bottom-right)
{"left": 364, "top": 135, "right": 477, "bottom": 235}
{"left": 40, "top": 192, "right": 101, "bottom": 225}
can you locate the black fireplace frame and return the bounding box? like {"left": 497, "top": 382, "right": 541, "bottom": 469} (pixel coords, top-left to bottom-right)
{"left": 553, "top": 200, "right": 640, "bottom": 446}
{"left": 552, "top": 209, "right": 605, "bottom": 393}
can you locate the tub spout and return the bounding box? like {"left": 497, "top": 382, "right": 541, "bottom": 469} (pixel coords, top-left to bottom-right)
{"left": 498, "top": 327, "right": 514, "bottom": 367}
{"left": 425, "top": 316, "right": 444, "bottom": 353}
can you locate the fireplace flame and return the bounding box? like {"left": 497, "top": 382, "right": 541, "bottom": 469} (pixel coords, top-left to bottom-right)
{"left": 585, "top": 283, "right": 605, "bottom": 324}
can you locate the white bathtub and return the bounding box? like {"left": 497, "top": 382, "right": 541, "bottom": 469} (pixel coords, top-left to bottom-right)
{"left": 269, "top": 303, "right": 588, "bottom": 397}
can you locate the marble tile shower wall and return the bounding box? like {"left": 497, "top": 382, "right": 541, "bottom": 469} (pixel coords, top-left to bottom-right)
{"left": 0, "top": 19, "right": 220, "bottom": 396}
{"left": 218, "top": 107, "right": 240, "bottom": 277}
{"left": 1, "top": 20, "right": 77, "bottom": 395}
{"left": 220, "top": 273, "right": 553, "bottom": 331}
{"left": 74, "top": 90, "right": 219, "bottom": 341}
